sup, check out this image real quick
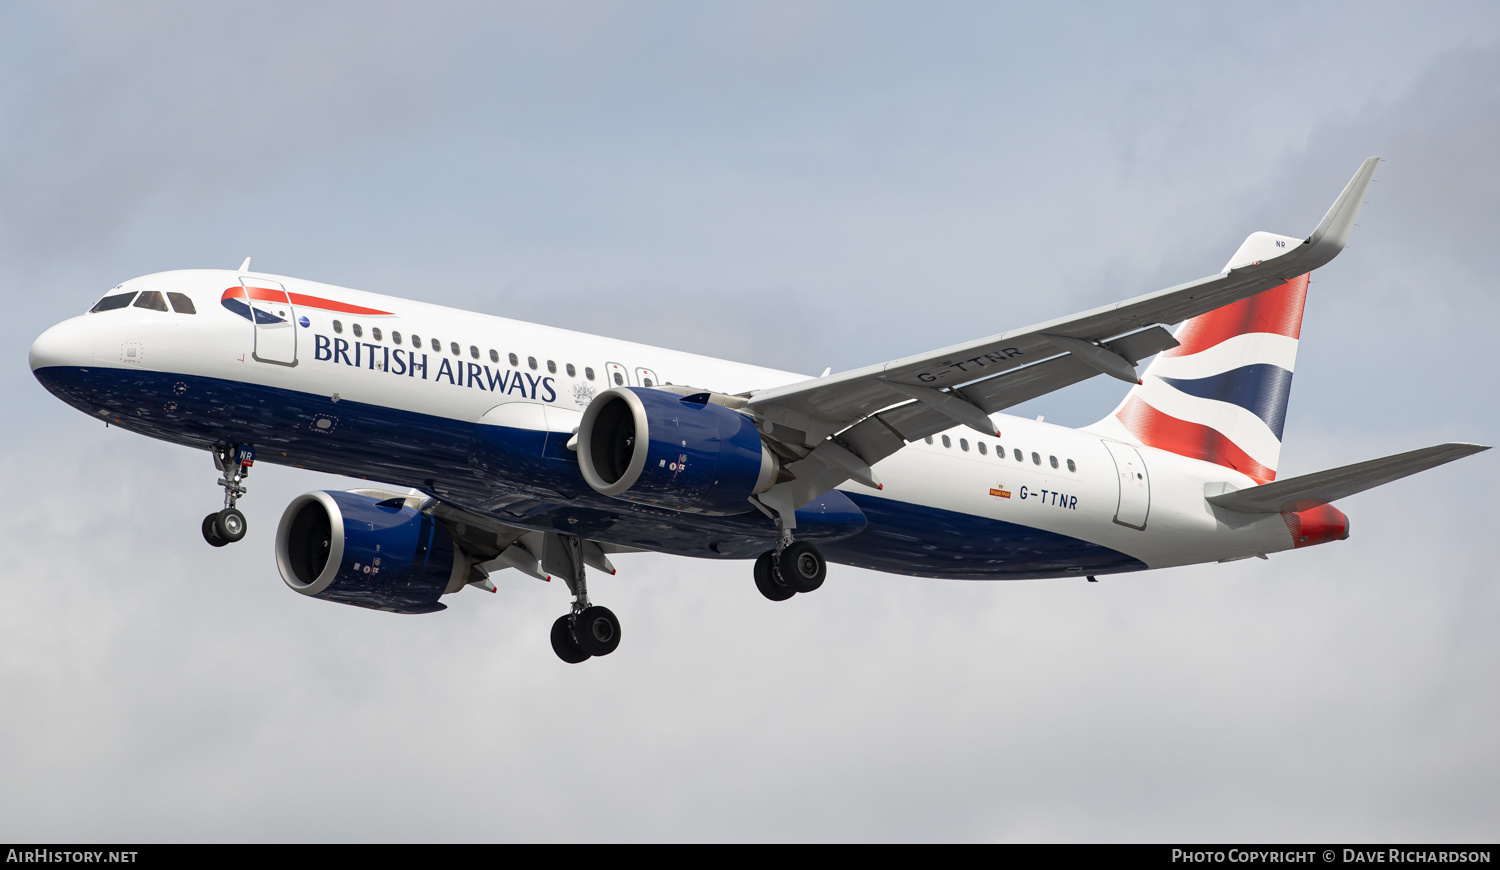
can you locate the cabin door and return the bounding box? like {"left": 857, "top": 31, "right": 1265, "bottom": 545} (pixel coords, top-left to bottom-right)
{"left": 239, "top": 278, "right": 298, "bottom": 366}
{"left": 1102, "top": 440, "right": 1151, "bottom": 530}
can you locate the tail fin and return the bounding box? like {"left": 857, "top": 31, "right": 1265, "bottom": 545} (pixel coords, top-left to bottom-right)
{"left": 1098, "top": 267, "right": 1310, "bottom": 484}
{"left": 1087, "top": 158, "right": 1380, "bottom": 483}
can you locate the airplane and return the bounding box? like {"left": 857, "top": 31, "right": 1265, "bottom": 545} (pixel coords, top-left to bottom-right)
{"left": 28, "top": 157, "right": 1489, "bottom": 663}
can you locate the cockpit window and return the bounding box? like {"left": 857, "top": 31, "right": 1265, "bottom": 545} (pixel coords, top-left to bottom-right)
{"left": 90, "top": 292, "right": 137, "bottom": 313}
{"left": 133, "top": 291, "right": 169, "bottom": 312}
{"left": 166, "top": 292, "right": 196, "bottom": 314}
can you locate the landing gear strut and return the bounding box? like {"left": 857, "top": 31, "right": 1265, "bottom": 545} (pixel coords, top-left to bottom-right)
{"left": 549, "top": 535, "right": 622, "bottom": 664}
{"left": 202, "top": 445, "right": 252, "bottom": 547}
{"left": 750, "top": 500, "right": 829, "bottom": 602}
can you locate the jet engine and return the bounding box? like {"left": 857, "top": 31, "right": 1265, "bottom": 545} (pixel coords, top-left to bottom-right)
{"left": 274, "top": 490, "right": 467, "bottom": 614}
{"left": 577, "top": 387, "right": 778, "bottom": 514}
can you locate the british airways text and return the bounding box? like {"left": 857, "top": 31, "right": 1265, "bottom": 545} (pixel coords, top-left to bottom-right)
{"left": 312, "top": 334, "right": 557, "bottom": 401}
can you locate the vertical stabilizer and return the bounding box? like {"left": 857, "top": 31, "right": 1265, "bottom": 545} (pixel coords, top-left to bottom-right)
{"left": 1086, "top": 158, "right": 1378, "bottom": 483}
{"left": 1091, "top": 273, "right": 1310, "bottom": 483}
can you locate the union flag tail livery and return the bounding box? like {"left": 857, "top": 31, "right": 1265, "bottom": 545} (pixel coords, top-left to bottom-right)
{"left": 1100, "top": 265, "right": 1309, "bottom": 484}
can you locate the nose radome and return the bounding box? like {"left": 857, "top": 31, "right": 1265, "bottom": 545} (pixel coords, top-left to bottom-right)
{"left": 30, "top": 317, "right": 93, "bottom": 372}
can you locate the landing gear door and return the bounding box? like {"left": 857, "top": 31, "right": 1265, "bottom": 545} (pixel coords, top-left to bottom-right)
{"left": 240, "top": 278, "right": 298, "bottom": 367}
{"left": 1102, "top": 440, "right": 1150, "bottom": 530}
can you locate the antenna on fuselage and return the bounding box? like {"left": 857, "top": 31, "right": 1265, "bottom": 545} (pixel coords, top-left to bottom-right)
{"left": 238, "top": 257, "right": 251, "bottom": 273}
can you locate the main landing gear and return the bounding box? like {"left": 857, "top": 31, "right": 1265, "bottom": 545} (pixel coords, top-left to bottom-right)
{"left": 202, "top": 445, "right": 251, "bottom": 547}
{"left": 753, "top": 540, "right": 827, "bottom": 602}
{"left": 549, "top": 536, "right": 622, "bottom": 664}
{"left": 746, "top": 498, "right": 829, "bottom": 602}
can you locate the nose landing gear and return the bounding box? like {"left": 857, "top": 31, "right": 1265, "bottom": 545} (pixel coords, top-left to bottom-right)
{"left": 202, "top": 445, "right": 253, "bottom": 547}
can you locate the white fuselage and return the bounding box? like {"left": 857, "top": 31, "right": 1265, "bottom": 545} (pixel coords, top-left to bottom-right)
{"left": 30, "top": 269, "right": 1302, "bottom": 579}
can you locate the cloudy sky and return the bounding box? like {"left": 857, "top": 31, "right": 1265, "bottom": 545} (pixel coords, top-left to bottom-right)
{"left": 2, "top": 1, "right": 1497, "bottom": 842}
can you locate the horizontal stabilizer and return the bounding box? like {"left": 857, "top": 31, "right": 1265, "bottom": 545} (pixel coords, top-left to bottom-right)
{"left": 1207, "top": 442, "right": 1489, "bottom": 514}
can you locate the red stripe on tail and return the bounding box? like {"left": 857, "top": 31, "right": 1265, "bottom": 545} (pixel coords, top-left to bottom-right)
{"left": 1163, "top": 274, "right": 1309, "bottom": 357}
{"left": 1116, "top": 395, "right": 1276, "bottom": 483}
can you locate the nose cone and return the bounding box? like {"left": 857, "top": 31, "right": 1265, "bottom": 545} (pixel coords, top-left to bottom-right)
{"left": 30, "top": 317, "right": 93, "bottom": 373}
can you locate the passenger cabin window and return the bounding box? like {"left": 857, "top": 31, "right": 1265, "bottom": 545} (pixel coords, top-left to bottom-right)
{"left": 90, "top": 292, "right": 136, "bottom": 313}
{"left": 977, "top": 442, "right": 986, "bottom": 455}
{"left": 411, "top": 334, "right": 421, "bottom": 347}
{"left": 959, "top": 438, "right": 969, "bottom": 452}
{"left": 924, "top": 436, "right": 933, "bottom": 444}
{"left": 166, "top": 292, "right": 196, "bottom": 314}
{"left": 490, "top": 349, "right": 499, "bottom": 363}
{"left": 509, "top": 353, "right": 519, "bottom": 366}
{"left": 1032, "top": 452, "right": 1041, "bottom": 465}
{"left": 585, "top": 367, "right": 595, "bottom": 381}
{"left": 1050, "top": 455, "right": 1059, "bottom": 469}
{"left": 132, "top": 291, "right": 168, "bottom": 312}
{"left": 941, "top": 435, "right": 951, "bottom": 448}
{"left": 450, "top": 341, "right": 460, "bottom": 355}
{"left": 1013, "top": 449, "right": 1022, "bottom": 461}
{"left": 566, "top": 363, "right": 576, "bottom": 377}
{"left": 393, "top": 331, "right": 403, "bottom": 345}
{"left": 612, "top": 371, "right": 624, "bottom": 385}
{"left": 1067, "top": 459, "right": 1077, "bottom": 472}
{"left": 352, "top": 323, "right": 363, "bottom": 338}
{"left": 642, "top": 376, "right": 654, "bottom": 387}
{"left": 528, "top": 356, "right": 538, "bottom": 370}
{"left": 372, "top": 328, "right": 382, "bottom": 341}
{"left": 333, "top": 320, "right": 344, "bottom": 334}
{"left": 470, "top": 345, "right": 479, "bottom": 359}
{"left": 547, "top": 360, "right": 557, "bottom": 374}
{"left": 430, "top": 338, "right": 440, "bottom": 352}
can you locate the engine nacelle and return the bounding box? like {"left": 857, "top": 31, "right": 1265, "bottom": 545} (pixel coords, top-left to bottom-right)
{"left": 577, "top": 387, "right": 778, "bottom": 515}
{"left": 274, "top": 490, "right": 465, "bottom": 614}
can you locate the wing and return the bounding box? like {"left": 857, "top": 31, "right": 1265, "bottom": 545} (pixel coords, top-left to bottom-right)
{"left": 745, "top": 157, "right": 1381, "bottom": 510}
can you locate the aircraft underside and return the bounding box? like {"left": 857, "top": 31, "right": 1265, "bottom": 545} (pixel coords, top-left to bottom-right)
{"left": 35, "top": 364, "right": 1148, "bottom": 582}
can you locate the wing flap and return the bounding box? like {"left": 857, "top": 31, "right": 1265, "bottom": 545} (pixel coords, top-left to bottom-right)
{"left": 1206, "top": 443, "right": 1489, "bottom": 514}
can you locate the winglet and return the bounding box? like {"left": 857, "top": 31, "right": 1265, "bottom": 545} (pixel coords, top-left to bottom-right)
{"left": 1302, "top": 157, "right": 1380, "bottom": 270}
{"left": 238, "top": 257, "right": 252, "bottom": 273}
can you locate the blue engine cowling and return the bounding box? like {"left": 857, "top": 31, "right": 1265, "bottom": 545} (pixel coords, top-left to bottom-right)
{"left": 577, "top": 387, "right": 778, "bottom": 515}
{"left": 274, "top": 490, "right": 463, "bottom": 614}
